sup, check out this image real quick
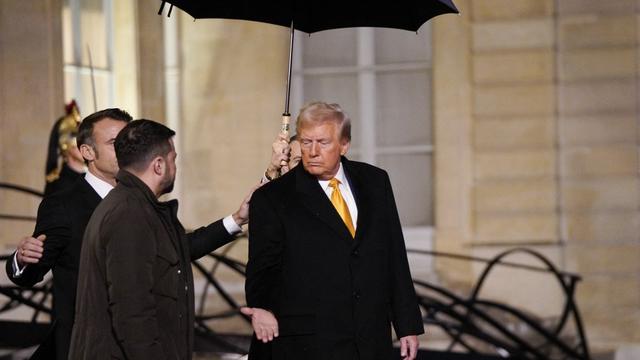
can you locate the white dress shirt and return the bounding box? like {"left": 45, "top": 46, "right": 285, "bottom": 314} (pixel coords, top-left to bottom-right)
{"left": 317, "top": 163, "right": 358, "bottom": 230}
{"left": 84, "top": 170, "right": 114, "bottom": 199}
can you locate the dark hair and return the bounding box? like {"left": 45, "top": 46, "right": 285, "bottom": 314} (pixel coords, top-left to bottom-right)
{"left": 115, "top": 119, "right": 176, "bottom": 171}
{"left": 77, "top": 108, "right": 132, "bottom": 149}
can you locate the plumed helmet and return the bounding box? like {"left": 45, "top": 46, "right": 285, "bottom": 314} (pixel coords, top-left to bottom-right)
{"left": 45, "top": 100, "right": 82, "bottom": 182}
{"left": 58, "top": 100, "right": 81, "bottom": 153}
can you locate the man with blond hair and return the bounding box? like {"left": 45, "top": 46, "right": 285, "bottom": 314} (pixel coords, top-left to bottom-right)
{"left": 245, "top": 102, "right": 423, "bottom": 360}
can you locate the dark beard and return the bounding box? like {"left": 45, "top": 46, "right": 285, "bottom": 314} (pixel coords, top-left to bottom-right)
{"left": 162, "top": 181, "right": 174, "bottom": 195}
{"left": 160, "top": 173, "right": 175, "bottom": 195}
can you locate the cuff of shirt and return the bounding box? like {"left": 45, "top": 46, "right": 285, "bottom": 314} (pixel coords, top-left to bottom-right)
{"left": 12, "top": 252, "right": 27, "bottom": 278}
{"left": 223, "top": 215, "right": 243, "bottom": 235}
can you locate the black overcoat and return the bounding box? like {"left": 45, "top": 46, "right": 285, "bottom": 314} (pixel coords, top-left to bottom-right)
{"left": 246, "top": 158, "right": 423, "bottom": 360}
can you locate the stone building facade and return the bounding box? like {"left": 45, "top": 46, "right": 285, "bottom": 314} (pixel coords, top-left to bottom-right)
{"left": 1, "top": 0, "right": 638, "bottom": 354}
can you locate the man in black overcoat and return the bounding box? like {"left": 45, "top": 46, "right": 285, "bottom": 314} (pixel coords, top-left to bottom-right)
{"left": 245, "top": 102, "right": 424, "bottom": 360}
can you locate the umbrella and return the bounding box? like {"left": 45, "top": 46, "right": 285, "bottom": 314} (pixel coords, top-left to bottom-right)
{"left": 159, "top": 1, "right": 458, "bottom": 33}
{"left": 158, "top": 0, "right": 458, "bottom": 136}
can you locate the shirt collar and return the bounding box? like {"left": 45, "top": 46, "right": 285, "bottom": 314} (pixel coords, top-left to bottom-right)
{"left": 318, "top": 162, "right": 347, "bottom": 191}
{"left": 84, "top": 170, "right": 114, "bottom": 199}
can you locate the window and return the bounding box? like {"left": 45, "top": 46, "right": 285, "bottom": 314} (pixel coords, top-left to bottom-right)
{"left": 62, "top": 0, "right": 114, "bottom": 114}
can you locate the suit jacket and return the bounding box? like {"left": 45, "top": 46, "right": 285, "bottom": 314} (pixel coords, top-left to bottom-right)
{"left": 44, "top": 163, "right": 84, "bottom": 197}
{"left": 69, "top": 170, "right": 236, "bottom": 360}
{"left": 246, "top": 158, "right": 423, "bottom": 360}
{"left": 5, "top": 177, "right": 101, "bottom": 360}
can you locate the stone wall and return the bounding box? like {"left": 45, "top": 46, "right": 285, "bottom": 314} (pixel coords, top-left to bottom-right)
{"left": 433, "top": 0, "right": 640, "bottom": 352}
{"left": 0, "top": 0, "right": 64, "bottom": 252}
{"left": 1, "top": 0, "right": 638, "bottom": 354}
{"left": 558, "top": 0, "right": 640, "bottom": 350}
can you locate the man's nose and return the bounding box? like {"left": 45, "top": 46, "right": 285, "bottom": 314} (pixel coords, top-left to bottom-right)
{"left": 310, "top": 143, "right": 319, "bottom": 156}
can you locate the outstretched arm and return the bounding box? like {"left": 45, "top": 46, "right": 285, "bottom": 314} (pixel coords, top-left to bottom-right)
{"left": 188, "top": 182, "right": 262, "bottom": 260}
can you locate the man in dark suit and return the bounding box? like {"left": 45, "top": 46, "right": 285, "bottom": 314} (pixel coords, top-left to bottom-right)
{"left": 7, "top": 110, "right": 253, "bottom": 360}
{"left": 245, "top": 102, "right": 424, "bottom": 360}
{"left": 6, "top": 108, "right": 133, "bottom": 360}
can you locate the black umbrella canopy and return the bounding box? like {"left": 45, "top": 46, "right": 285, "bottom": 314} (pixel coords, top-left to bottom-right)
{"left": 160, "top": 0, "right": 458, "bottom": 137}
{"left": 163, "top": 0, "right": 459, "bottom": 33}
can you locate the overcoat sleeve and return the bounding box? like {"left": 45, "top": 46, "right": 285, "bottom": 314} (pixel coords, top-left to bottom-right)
{"left": 186, "top": 219, "right": 236, "bottom": 260}
{"left": 245, "top": 188, "right": 284, "bottom": 311}
{"left": 384, "top": 174, "right": 425, "bottom": 338}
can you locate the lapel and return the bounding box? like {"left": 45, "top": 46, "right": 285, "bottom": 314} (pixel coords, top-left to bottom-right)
{"left": 79, "top": 178, "right": 102, "bottom": 210}
{"left": 342, "top": 159, "right": 370, "bottom": 248}
{"left": 295, "top": 158, "right": 370, "bottom": 247}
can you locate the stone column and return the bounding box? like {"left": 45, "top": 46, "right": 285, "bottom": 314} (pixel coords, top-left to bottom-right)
{"left": 136, "top": 0, "right": 165, "bottom": 121}
{"left": 432, "top": 0, "right": 474, "bottom": 287}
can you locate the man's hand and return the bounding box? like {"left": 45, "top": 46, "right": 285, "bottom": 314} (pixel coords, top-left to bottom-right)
{"left": 400, "top": 335, "right": 418, "bottom": 360}
{"left": 16, "top": 234, "right": 46, "bottom": 266}
{"left": 232, "top": 182, "right": 263, "bottom": 227}
{"left": 240, "top": 307, "right": 279, "bottom": 343}
{"left": 266, "top": 133, "right": 290, "bottom": 180}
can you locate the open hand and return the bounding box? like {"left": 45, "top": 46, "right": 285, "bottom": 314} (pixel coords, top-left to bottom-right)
{"left": 241, "top": 307, "right": 279, "bottom": 343}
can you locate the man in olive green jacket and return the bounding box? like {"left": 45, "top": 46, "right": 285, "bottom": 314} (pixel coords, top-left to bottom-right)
{"left": 70, "top": 119, "right": 259, "bottom": 360}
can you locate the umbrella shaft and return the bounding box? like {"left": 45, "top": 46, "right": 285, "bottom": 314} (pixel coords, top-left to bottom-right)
{"left": 284, "top": 21, "right": 295, "bottom": 116}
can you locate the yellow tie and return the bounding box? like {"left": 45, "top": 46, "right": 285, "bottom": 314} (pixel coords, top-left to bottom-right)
{"left": 328, "top": 178, "right": 355, "bottom": 237}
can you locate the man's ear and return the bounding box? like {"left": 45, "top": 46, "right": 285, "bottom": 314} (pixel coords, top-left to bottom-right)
{"left": 79, "top": 144, "right": 95, "bottom": 162}
{"left": 340, "top": 140, "right": 350, "bottom": 156}
{"left": 152, "top": 156, "right": 165, "bottom": 176}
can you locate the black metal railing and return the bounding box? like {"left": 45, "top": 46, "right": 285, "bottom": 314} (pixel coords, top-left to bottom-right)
{"left": 0, "top": 182, "right": 42, "bottom": 222}
{"left": 409, "top": 248, "right": 590, "bottom": 360}
{"left": 0, "top": 182, "right": 51, "bottom": 350}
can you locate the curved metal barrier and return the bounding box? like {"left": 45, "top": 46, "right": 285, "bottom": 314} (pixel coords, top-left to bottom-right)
{"left": 0, "top": 182, "right": 52, "bottom": 350}
{"left": 0, "top": 182, "right": 42, "bottom": 222}
{"left": 0, "top": 182, "right": 50, "bottom": 321}
{"left": 188, "top": 246, "right": 591, "bottom": 359}
{"left": 410, "top": 248, "right": 590, "bottom": 360}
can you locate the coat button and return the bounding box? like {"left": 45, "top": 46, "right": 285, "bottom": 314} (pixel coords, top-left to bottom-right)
{"left": 177, "top": 269, "right": 181, "bottom": 274}
{"left": 185, "top": 285, "right": 188, "bottom": 291}
{"left": 351, "top": 250, "right": 359, "bottom": 257}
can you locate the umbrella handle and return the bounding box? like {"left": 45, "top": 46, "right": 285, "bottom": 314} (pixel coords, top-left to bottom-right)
{"left": 280, "top": 114, "right": 291, "bottom": 174}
